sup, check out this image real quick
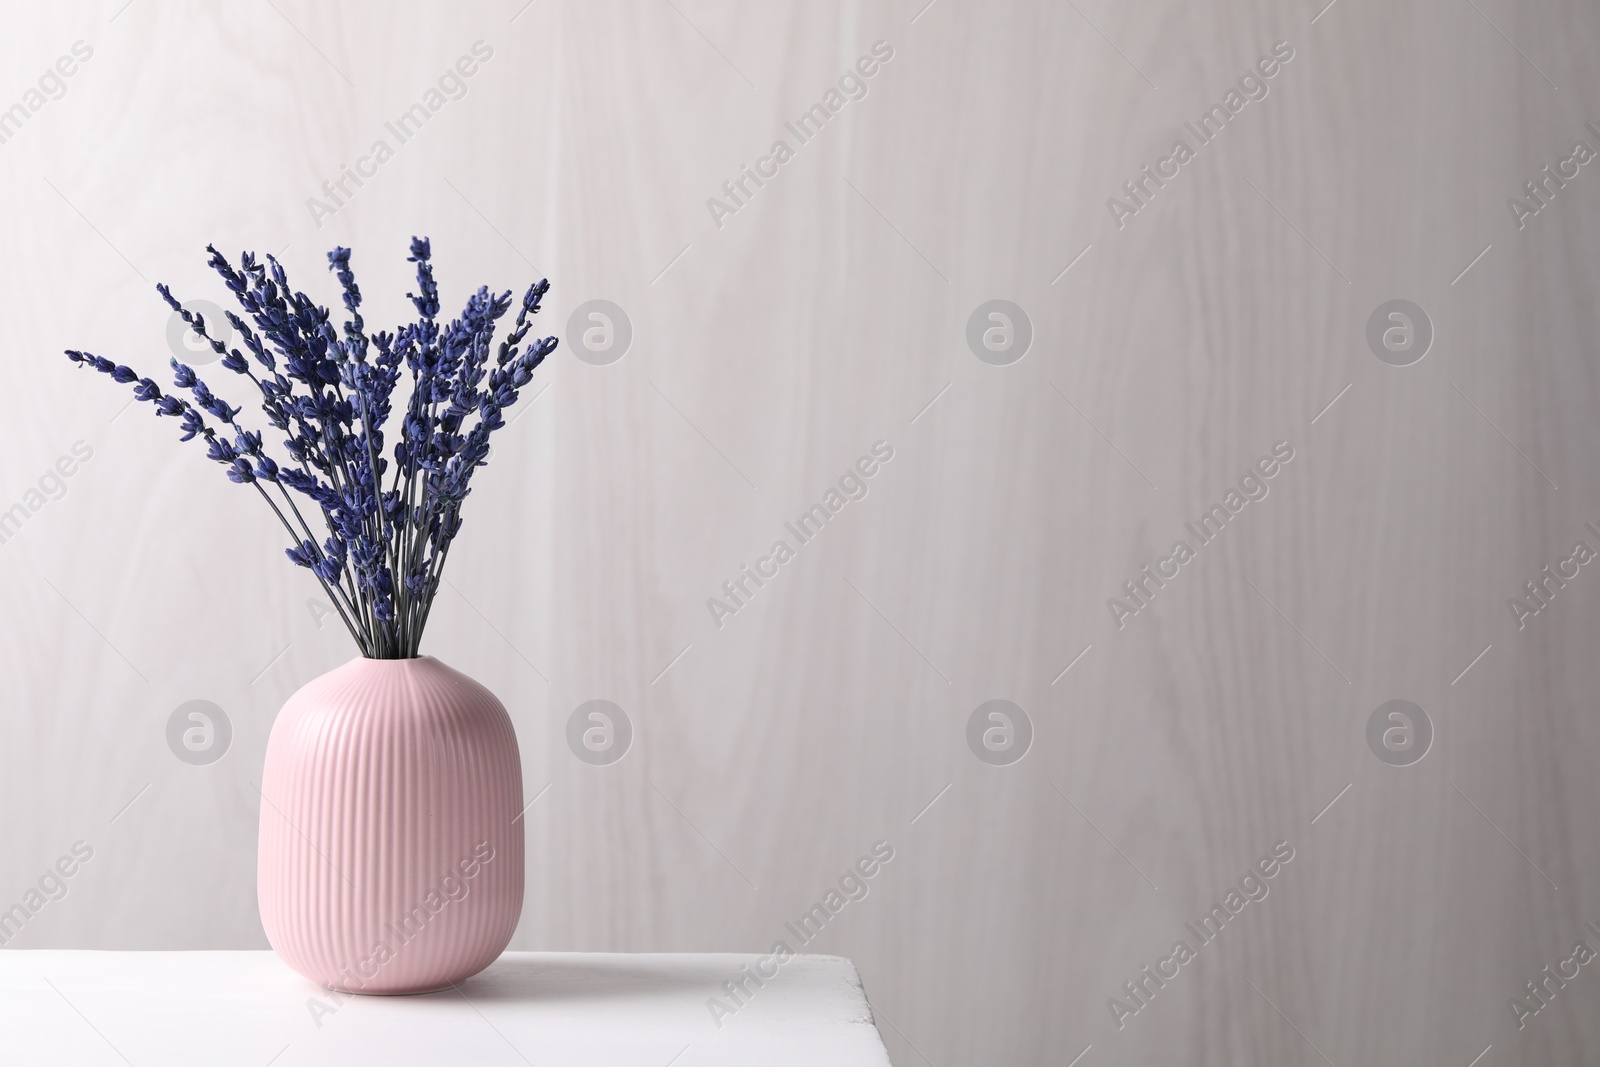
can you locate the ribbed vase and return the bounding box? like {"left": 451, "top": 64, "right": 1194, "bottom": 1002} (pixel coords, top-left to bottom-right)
{"left": 257, "top": 656, "right": 524, "bottom": 994}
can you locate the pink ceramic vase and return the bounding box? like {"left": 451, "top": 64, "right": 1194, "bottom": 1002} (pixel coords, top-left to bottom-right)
{"left": 257, "top": 656, "right": 524, "bottom": 994}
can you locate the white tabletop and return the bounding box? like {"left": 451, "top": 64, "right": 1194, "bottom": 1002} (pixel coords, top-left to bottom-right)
{"left": 0, "top": 950, "right": 894, "bottom": 1066}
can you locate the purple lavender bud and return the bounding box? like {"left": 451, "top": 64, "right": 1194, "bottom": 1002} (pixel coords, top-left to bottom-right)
{"left": 279, "top": 469, "right": 316, "bottom": 494}
{"left": 154, "top": 282, "right": 184, "bottom": 314}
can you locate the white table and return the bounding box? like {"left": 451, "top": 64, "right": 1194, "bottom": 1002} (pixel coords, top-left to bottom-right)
{"left": 0, "top": 951, "right": 894, "bottom": 1066}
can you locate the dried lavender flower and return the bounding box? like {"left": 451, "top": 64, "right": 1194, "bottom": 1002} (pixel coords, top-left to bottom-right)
{"left": 65, "top": 238, "right": 556, "bottom": 658}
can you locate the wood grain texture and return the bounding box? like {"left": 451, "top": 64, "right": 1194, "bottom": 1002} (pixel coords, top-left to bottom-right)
{"left": 1, "top": 1, "right": 1598, "bottom": 1063}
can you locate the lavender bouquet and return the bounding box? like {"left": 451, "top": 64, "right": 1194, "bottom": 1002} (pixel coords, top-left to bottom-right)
{"left": 65, "top": 237, "right": 556, "bottom": 659}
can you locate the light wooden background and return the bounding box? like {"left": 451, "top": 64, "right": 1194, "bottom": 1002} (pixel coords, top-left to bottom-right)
{"left": 2, "top": 1, "right": 1598, "bottom": 1064}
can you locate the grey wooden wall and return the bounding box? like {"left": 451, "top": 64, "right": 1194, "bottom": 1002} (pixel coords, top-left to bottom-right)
{"left": 2, "top": 0, "right": 1598, "bottom": 1064}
